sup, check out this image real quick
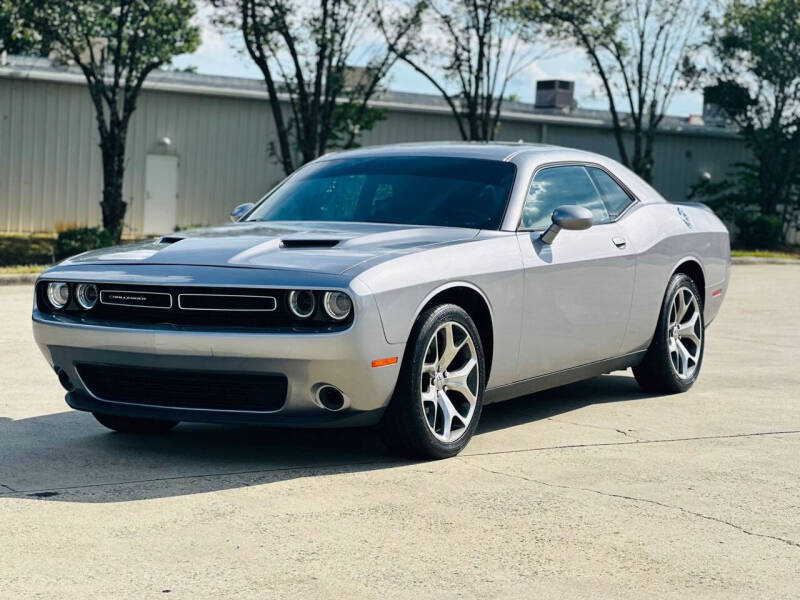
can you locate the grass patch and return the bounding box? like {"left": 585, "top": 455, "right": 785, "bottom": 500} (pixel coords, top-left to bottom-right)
{"left": 731, "top": 249, "right": 800, "bottom": 260}
{"left": 0, "top": 264, "right": 47, "bottom": 275}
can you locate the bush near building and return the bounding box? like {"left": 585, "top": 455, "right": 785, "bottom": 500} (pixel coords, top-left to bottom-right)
{"left": 53, "top": 228, "right": 114, "bottom": 262}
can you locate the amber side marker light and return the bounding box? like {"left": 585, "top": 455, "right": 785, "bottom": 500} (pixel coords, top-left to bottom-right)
{"left": 371, "top": 357, "right": 398, "bottom": 368}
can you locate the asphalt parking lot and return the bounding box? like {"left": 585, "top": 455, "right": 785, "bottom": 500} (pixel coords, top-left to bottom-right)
{"left": 1, "top": 265, "right": 799, "bottom": 598}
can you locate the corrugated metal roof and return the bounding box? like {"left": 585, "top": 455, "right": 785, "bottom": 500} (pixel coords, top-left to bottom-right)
{"left": 0, "top": 55, "right": 737, "bottom": 137}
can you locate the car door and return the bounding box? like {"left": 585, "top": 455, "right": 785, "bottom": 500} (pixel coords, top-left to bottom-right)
{"left": 515, "top": 164, "right": 636, "bottom": 380}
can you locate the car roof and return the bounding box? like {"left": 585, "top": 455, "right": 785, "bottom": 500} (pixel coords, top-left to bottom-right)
{"left": 317, "top": 141, "right": 561, "bottom": 162}
{"left": 315, "top": 142, "right": 667, "bottom": 205}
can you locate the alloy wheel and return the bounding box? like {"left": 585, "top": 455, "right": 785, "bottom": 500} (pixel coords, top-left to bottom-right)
{"left": 667, "top": 287, "right": 703, "bottom": 379}
{"left": 419, "top": 321, "right": 479, "bottom": 443}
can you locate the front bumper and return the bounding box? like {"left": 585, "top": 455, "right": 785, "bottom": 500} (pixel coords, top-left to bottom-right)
{"left": 32, "top": 293, "right": 404, "bottom": 428}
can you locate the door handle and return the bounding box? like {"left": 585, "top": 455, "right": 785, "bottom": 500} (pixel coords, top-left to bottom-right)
{"left": 612, "top": 236, "right": 627, "bottom": 249}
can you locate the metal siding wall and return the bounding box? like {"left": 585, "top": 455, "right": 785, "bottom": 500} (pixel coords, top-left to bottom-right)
{"left": 0, "top": 78, "right": 104, "bottom": 232}
{"left": 0, "top": 75, "right": 750, "bottom": 233}
{"left": 363, "top": 108, "right": 463, "bottom": 145}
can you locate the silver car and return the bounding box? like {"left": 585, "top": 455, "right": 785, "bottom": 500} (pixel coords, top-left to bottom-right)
{"left": 32, "top": 143, "right": 730, "bottom": 458}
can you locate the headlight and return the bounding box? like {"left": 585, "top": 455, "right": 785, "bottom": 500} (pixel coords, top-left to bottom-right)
{"left": 288, "top": 290, "right": 316, "bottom": 318}
{"left": 323, "top": 291, "right": 352, "bottom": 321}
{"left": 75, "top": 283, "right": 98, "bottom": 309}
{"left": 46, "top": 282, "right": 70, "bottom": 309}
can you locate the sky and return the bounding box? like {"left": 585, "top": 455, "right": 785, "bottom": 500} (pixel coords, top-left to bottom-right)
{"left": 171, "top": 9, "right": 705, "bottom": 118}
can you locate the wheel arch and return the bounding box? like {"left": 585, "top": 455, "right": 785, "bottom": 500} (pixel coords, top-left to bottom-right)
{"left": 671, "top": 257, "right": 706, "bottom": 306}
{"left": 415, "top": 283, "right": 495, "bottom": 382}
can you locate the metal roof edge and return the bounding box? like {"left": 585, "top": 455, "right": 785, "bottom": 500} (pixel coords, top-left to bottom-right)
{"left": 0, "top": 63, "right": 741, "bottom": 139}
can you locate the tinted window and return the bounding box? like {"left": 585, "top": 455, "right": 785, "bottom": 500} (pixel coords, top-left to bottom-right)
{"left": 246, "top": 157, "right": 516, "bottom": 229}
{"left": 587, "top": 167, "right": 634, "bottom": 219}
{"left": 522, "top": 166, "right": 609, "bottom": 229}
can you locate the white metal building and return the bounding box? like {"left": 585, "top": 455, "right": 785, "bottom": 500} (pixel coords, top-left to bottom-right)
{"left": 0, "top": 56, "right": 749, "bottom": 237}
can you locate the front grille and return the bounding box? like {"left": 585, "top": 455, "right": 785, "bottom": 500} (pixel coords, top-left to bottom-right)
{"left": 177, "top": 293, "right": 277, "bottom": 311}
{"left": 100, "top": 289, "right": 173, "bottom": 309}
{"left": 36, "top": 283, "right": 352, "bottom": 330}
{"left": 76, "top": 364, "right": 287, "bottom": 412}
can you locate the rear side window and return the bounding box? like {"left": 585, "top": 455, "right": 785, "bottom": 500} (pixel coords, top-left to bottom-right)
{"left": 587, "top": 167, "right": 634, "bottom": 219}
{"left": 521, "top": 166, "right": 609, "bottom": 229}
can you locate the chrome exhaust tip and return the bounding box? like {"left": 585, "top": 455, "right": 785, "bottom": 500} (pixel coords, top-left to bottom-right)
{"left": 313, "top": 384, "right": 349, "bottom": 412}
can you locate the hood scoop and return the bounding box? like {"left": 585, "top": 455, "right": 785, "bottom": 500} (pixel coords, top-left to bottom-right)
{"left": 280, "top": 239, "right": 340, "bottom": 249}
{"left": 159, "top": 235, "right": 186, "bottom": 244}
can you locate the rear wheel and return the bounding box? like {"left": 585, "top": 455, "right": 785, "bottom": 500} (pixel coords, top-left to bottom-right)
{"left": 380, "top": 304, "right": 485, "bottom": 459}
{"left": 633, "top": 273, "right": 705, "bottom": 393}
{"left": 93, "top": 412, "right": 179, "bottom": 434}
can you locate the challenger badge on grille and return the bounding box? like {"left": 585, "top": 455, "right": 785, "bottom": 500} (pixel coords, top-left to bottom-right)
{"left": 99, "top": 290, "right": 173, "bottom": 309}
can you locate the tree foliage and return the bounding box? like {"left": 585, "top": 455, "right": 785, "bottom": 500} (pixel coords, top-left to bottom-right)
{"left": 0, "top": 0, "right": 52, "bottom": 56}
{"left": 536, "top": 0, "right": 708, "bottom": 183}
{"left": 212, "top": 0, "right": 418, "bottom": 176}
{"left": 26, "top": 0, "right": 200, "bottom": 239}
{"left": 688, "top": 0, "right": 800, "bottom": 247}
{"left": 380, "top": 0, "right": 542, "bottom": 142}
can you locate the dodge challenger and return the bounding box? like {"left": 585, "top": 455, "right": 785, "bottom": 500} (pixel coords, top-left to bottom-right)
{"left": 32, "top": 143, "right": 730, "bottom": 458}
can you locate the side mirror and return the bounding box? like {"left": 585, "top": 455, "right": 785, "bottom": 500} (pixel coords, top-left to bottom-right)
{"left": 540, "top": 205, "right": 593, "bottom": 244}
{"left": 230, "top": 202, "right": 255, "bottom": 222}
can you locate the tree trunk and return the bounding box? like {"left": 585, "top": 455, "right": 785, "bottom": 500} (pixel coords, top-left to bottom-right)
{"left": 99, "top": 134, "right": 128, "bottom": 242}
{"left": 635, "top": 129, "right": 656, "bottom": 184}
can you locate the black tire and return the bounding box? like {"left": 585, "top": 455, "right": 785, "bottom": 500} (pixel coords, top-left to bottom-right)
{"left": 380, "top": 304, "right": 485, "bottom": 459}
{"left": 633, "top": 273, "right": 705, "bottom": 393}
{"left": 92, "top": 412, "right": 179, "bottom": 434}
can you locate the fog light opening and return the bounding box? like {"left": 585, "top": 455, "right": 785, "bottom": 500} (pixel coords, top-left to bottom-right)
{"left": 55, "top": 368, "right": 74, "bottom": 392}
{"left": 315, "top": 385, "right": 347, "bottom": 412}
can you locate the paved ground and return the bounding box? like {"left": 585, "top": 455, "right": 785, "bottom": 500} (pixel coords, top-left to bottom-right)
{"left": 1, "top": 265, "right": 799, "bottom": 598}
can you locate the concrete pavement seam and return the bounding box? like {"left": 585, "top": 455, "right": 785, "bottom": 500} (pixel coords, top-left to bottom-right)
{"left": 546, "top": 417, "right": 641, "bottom": 440}
{"left": 461, "top": 429, "right": 800, "bottom": 458}
{"left": 1, "top": 430, "right": 797, "bottom": 500}
{"left": 458, "top": 458, "right": 800, "bottom": 550}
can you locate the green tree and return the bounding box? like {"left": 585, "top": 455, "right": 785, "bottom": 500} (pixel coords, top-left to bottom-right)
{"left": 212, "top": 0, "right": 419, "bottom": 176}
{"left": 379, "top": 0, "right": 542, "bottom": 142}
{"left": 535, "top": 0, "right": 708, "bottom": 183}
{"left": 26, "top": 1, "right": 200, "bottom": 240}
{"left": 688, "top": 0, "right": 800, "bottom": 246}
{"left": 1, "top": 0, "right": 50, "bottom": 55}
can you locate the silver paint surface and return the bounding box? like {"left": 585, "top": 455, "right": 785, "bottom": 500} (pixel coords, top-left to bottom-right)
{"left": 32, "top": 143, "right": 730, "bottom": 424}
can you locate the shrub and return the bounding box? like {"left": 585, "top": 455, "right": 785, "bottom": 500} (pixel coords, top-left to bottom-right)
{"left": 54, "top": 228, "right": 115, "bottom": 261}
{"left": 734, "top": 213, "right": 784, "bottom": 250}
{"left": 0, "top": 236, "right": 55, "bottom": 267}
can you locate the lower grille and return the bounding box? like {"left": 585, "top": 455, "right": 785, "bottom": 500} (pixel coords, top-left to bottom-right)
{"left": 76, "top": 364, "right": 287, "bottom": 412}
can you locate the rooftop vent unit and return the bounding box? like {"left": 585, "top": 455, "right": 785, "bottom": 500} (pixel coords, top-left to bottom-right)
{"left": 535, "top": 80, "right": 575, "bottom": 109}
{"left": 702, "top": 87, "right": 728, "bottom": 124}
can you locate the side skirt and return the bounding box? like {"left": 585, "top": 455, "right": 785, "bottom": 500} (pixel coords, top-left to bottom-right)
{"left": 484, "top": 351, "right": 647, "bottom": 405}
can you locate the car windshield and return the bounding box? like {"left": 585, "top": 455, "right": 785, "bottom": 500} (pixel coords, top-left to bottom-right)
{"left": 245, "top": 156, "right": 516, "bottom": 230}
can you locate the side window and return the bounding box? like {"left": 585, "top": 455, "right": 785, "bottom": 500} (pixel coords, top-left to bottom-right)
{"left": 521, "top": 166, "right": 609, "bottom": 229}
{"left": 587, "top": 167, "right": 634, "bottom": 220}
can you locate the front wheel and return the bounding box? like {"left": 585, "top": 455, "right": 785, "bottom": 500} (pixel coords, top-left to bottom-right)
{"left": 380, "top": 304, "right": 485, "bottom": 459}
{"left": 93, "top": 412, "right": 179, "bottom": 434}
{"left": 633, "top": 273, "right": 705, "bottom": 393}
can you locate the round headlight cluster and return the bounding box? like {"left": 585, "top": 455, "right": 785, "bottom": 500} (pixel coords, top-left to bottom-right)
{"left": 43, "top": 282, "right": 99, "bottom": 311}
{"left": 288, "top": 290, "right": 316, "bottom": 319}
{"left": 75, "top": 283, "right": 98, "bottom": 309}
{"left": 46, "top": 282, "right": 70, "bottom": 309}
{"left": 287, "top": 290, "right": 353, "bottom": 322}
{"left": 323, "top": 291, "right": 353, "bottom": 321}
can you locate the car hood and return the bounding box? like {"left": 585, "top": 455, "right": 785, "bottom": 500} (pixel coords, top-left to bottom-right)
{"left": 61, "top": 221, "right": 480, "bottom": 275}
